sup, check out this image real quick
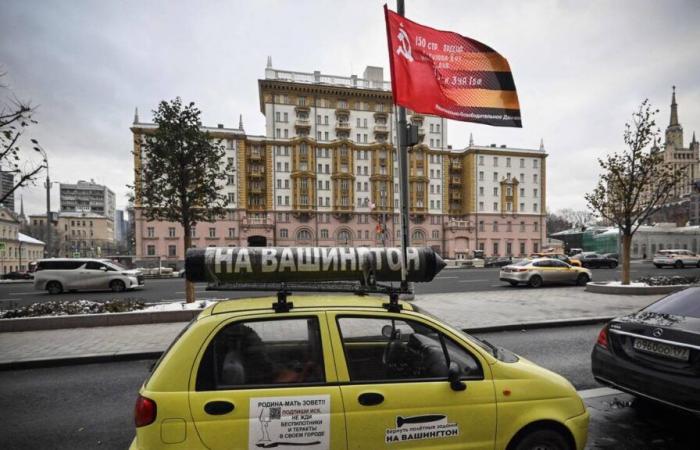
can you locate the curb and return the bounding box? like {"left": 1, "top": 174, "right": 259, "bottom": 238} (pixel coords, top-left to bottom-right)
{"left": 0, "top": 351, "right": 164, "bottom": 371}
{"left": 585, "top": 282, "right": 689, "bottom": 295}
{"left": 0, "top": 316, "right": 614, "bottom": 371}
{"left": 0, "top": 309, "right": 200, "bottom": 332}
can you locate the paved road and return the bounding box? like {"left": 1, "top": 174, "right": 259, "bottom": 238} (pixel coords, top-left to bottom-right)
{"left": 1, "top": 324, "right": 697, "bottom": 449}
{"left": 1, "top": 263, "right": 697, "bottom": 309}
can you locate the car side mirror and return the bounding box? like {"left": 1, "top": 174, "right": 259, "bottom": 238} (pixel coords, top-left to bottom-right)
{"left": 448, "top": 362, "right": 466, "bottom": 391}
{"left": 100, "top": 267, "right": 108, "bottom": 271}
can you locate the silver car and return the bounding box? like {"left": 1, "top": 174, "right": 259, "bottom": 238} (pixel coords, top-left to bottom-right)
{"left": 499, "top": 258, "right": 593, "bottom": 288}
{"left": 33, "top": 258, "right": 145, "bottom": 294}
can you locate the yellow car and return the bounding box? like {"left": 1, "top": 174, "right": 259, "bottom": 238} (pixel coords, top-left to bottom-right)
{"left": 130, "top": 294, "right": 589, "bottom": 450}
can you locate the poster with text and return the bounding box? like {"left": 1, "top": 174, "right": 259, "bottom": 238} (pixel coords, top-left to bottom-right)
{"left": 249, "top": 395, "right": 330, "bottom": 449}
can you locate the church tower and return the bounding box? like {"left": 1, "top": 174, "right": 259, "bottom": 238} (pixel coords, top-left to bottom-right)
{"left": 665, "top": 86, "right": 683, "bottom": 150}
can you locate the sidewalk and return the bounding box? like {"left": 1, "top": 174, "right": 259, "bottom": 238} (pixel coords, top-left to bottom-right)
{"left": 0, "top": 287, "right": 664, "bottom": 369}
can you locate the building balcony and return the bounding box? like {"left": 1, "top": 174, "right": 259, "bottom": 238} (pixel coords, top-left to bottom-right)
{"left": 373, "top": 124, "right": 388, "bottom": 134}
{"left": 446, "top": 220, "right": 473, "bottom": 231}
{"left": 451, "top": 163, "right": 462, "bottom": 171}
{"left": 335, "top": 107, "right": 350, "bottom": 117}
{"left": 410, "top": 113, "right": 425, "bottom": 123}
{"left": 450, "top": 177, "right": 462, "bottom": 185}
{"left": 295, "top": 105, "right": 310, "bottom": 114}
{"left": 451, "top": 191, "right": 462, "bottom": 199}
{"left": 247, "top": 152, "right": 263, "bottom": 160}
{"left": 248, "top": 186, "right": 264, "bottom": 194}
{"left": 335, "top": 121, "right": 351, "bottom": 132}
{"left": 249, "top": 170, "right": 265, "bottom": 178}
{"left": 295, "top": 119, "right": 311, "bottom": 130}
{"left": 373, "top": 111, "right": 388, "bottom": 120}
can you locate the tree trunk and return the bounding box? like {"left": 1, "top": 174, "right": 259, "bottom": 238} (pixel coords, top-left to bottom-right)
{"left": 622, "top": 233, "right": 632, "bottom": 285}
{"left": 183, "top": 226, "right": 195, "bottom": 303}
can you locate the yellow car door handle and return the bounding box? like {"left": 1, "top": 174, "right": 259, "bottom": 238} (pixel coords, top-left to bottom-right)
{"left": 204, "top": 400, "right": 235, "bottom": 415}
{"left": 358, "top": 392, "right": 384, "bottom": 406}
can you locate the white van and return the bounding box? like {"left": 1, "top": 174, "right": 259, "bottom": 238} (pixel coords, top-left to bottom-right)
{"left": 33, "top": 259, "right": 145, "bottom": 294}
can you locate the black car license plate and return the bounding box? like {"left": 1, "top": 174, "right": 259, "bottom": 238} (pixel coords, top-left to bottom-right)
{"left": 633, "top": 338, "right": 690, "bottom": 361}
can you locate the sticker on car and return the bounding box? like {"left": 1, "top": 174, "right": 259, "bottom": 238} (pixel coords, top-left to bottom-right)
{"left": 249, "top": 395, "right": 330, "bottom": 449}
{"left": 385, "top": 413, "right": 460, "bottom": 443}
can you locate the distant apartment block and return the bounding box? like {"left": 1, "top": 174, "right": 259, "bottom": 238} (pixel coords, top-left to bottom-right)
{"left": 132, "top": 61, "right": 548, "bottom": 266}
{"left": 30, "top": 211, "right": 115, "bottom": 258}
{"left": 60, "top": 179, "right": 116, "bottom": 220}
{"left": 0, "top": 171, "right": 15, "bottom": 211}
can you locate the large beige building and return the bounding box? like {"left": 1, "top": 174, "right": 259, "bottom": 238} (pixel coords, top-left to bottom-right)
{"left": 132, "top": 62, "right": 548, "bottom": 266}
{"left": 29, "top": 212, "right": 115, "bottom": 258}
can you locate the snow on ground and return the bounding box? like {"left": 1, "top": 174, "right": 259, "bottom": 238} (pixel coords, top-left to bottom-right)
{"left": 143, "top": 300, "right": 218, "bottom": 311}
{"left": 602, "top": 281, "right": 649, "bottom": 287}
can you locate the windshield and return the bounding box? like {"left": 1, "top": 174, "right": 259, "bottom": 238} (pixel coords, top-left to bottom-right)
{"left": 512, "top": 259, "right": 531, "bottom": 266}
{"left": 106, "top": 261, "right": 128, "bottom": 271}
{"left": 644, "top": 287, "right": 700, "bottom": 318}
{"left": 412, "top": 304, "right": 496, "bottom": 357}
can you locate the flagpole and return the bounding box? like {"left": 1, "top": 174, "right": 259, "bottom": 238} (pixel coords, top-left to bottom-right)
{"left": 396, "top": 0, "right": 411, "bottom": 293}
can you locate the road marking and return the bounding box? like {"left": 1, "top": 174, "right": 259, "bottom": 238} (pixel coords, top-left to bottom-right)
{"left": 577, "top": 387, "right": 622, "bottom": 399}
{"left": 435, "top": 276, "right": 458, "bottom": 279}
{"left": 9, "top": 292, "right": 42, "bottom": 296}
{"left": 458, "top": 279, "right": 489, "bottom": 283}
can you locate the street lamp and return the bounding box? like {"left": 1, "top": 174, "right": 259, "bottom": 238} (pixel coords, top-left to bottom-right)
{"left": 30, "top": 139, "right": 50, "bottom": 258}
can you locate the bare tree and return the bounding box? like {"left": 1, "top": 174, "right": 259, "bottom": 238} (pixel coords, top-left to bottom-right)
{"left": 558, "top": 208, "right": 595, "bottom": 229}
{"left": 0, "top": 74, "right": 46, "bottom": 205}
{"left": 546, "top": 210, "right": 572, "bottom": 234}
{"left": 586, "top": 100, "right": 686, "bottom": 284}
{"left": 132, "top": 98, "right": 229, "bottom": 302}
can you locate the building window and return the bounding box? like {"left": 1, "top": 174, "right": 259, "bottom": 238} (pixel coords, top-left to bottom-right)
{"left": 493, "top": 221, "right": 499, "bottom": 232}
{"left": 432, "top": 230, "right": 439, "bottom": 239}
{"left": 297, "top": 229, "right": 312, "bottom": 241}
{"left": 533, "top": 188, "right": 538, "bottom": 198}
{"left": 533, "top": 159, "right": 539, "bottom": 169}
{"left": 479, "top": 221, "right": 484, "bottom": 232}
{"left": 493, "top": 242, "right": 499, "bottom": 256}
{"left": 533, "top": 203, "right": 538, "bottom": 212}
{"left": 479, "top": 171, "right": 484, "bottom": 181}
{"left": 493, "top": 202, "right": 498, "bottom": 211}
{"left": 168, "top": 227, "right": 176, "bottom": 237}
{"left": 228, "top": 228, "right": 236, "bottom": 238}
{"left": 147, "top": 227, "right": 154, "bottom": 238}
{"left": 493, "top": 187, "right": 498, "bottom": 196}
{"left": 168, "top": 245, "right": 176, "bottom": 257}
{"left": 209, "top": 228, "right": 216, "bottom": 238}
{"left": 507, "top": 221, "right": 512, "bottom": 232}
{"left": 520, "top": 221, "right": 525, "bottom": 232}
{"left": 228, "top": 193, "right": 235, "bottom": 204}
{"left": 320, "top": 229, "right": 329, "bottom": 239}
{"left": 533, "top": 242, "right": 539, "bottom": 253}
{"left": 147, "top": 245, "right": 155, "bottom": 256}
{"left": 493, "top": 172, "right": 498, "bottom": 181}
{"left": 506, "top": 157, "right": 511, "bottom": 168}
{"left": 479, "top": 202, "right": 484, "bottom": 211}
{"left": 534, "top": 221, "right": 539, "bottom": 232}
{"left": 280, "top": 228, "right": 288, "bottom": 238}
{"left": 493, "top": 157, "right": 498, "bottom": 167}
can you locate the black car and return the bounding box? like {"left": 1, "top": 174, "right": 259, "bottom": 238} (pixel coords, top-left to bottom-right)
{"left": 591, "top": 287, "right": 700, "bottom": 414}
{"left": 572, "top": 252, "right": 618, "bottom": 269}
{"left": 2, "top": 271, "right": 33, "bottom": 280}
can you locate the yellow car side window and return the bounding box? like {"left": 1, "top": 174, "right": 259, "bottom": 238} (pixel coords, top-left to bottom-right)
{"left": 196, "top": 317, "right": 325, "bottom": 391}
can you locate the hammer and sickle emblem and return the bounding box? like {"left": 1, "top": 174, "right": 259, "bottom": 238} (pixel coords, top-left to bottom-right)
{"left": 396, "top": 26, "right": 414, "bottom": 62}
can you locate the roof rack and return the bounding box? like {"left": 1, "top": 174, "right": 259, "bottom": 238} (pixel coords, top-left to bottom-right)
{"left": 206, "top": 280, "right": 408, "bottom": 313}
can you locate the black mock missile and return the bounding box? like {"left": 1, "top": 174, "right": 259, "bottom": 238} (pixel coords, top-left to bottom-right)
{"left": 185, "top": 246, "right": 445, "bottom": 285}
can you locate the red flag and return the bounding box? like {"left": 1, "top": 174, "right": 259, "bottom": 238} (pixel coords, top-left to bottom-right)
{"left": 384, "top": 6, "right": 522, "bottom": 127}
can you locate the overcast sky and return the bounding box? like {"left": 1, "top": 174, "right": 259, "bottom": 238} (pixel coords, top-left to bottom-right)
{"left": 2, "top": 0, "right": 699, "bottom": 217}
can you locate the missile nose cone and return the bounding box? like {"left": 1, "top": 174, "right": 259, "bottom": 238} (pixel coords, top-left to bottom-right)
{"left": 434, "top": 253, "right": 446, "bottom": 275}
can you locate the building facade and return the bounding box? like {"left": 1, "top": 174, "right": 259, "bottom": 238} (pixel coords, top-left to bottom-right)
{"left": 29, "top": 211, "right": 115, "bottom": 258}
{"left": 132, "top": 62, "right": 547, "bottom": 267}
{"left": 0, "top": 171, "right": 15, "bottom": 211}
{"left": 60, "top": 179, "right": 116, "bottom": 221}
{"left": 650, "top": 87, "right": 700, "bottom": 225}
{"left": 1, "top": 206, "right": 45, "bottom": 273}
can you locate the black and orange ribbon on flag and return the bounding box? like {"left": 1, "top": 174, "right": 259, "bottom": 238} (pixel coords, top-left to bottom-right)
{"left": 385, "top": 5, "right": 522, "bottom": 127}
